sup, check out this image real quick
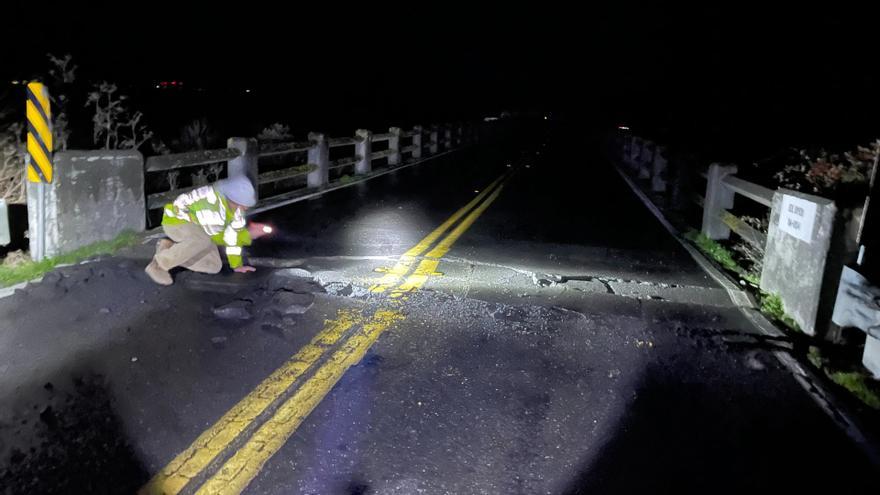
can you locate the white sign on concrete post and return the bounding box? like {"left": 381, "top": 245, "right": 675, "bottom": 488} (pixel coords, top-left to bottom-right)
{"left": 761, "top": 189, "right": 837, "bottom": 335}
{"left": 779, "top": 194, "right": 818, "bottom": 244}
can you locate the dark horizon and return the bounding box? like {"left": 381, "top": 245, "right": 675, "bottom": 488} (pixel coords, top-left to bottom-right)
{"left": 2, "top": 2, "right": 879, "bottom": 159}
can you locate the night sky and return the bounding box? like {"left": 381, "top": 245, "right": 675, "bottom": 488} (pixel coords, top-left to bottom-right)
{"left": 2, "top": 2, "right": 878, "bottom": 158}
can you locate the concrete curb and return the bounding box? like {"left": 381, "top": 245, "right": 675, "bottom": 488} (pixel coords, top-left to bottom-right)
{"left": 611, "top": 159, "right": 880, "bottom": 466}
{"left": 0, "top": 279, "right": 37, "bottom": 300}
{"left": 612, "top": 164, "right": 754, "bottom": 308}
{"left": 0, "top": 258, "right": 104, "bottom": 301}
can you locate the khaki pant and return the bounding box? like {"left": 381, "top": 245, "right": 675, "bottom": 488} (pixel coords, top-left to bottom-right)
{"left": 155, "top": 223, "right": 223, "bottom": 274}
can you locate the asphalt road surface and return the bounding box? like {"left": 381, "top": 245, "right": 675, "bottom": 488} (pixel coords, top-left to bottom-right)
{"left": 0, "top": 124, "right": 874, "bottom": 494}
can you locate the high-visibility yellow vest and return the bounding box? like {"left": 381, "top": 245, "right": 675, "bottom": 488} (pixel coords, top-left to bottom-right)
{"left": 162, "top": 185, "right": 251, "bottom": 268}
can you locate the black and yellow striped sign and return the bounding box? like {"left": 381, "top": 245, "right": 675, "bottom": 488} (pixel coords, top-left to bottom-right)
{"left": 26, "top": 82, "right": 53, "bottom": 183}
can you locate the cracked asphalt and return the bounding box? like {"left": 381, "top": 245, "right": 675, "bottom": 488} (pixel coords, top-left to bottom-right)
{"left": 0, "top": 123, "right": 875, "bottom": 494}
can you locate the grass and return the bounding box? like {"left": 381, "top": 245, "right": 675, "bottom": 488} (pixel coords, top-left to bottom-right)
{"left": 807, "top": 346, "right": 824, "bottom": 369}
{"left": 338, "top": 174, "right": 357, "bottom": 184}
{"left": 828, "top": 371, "right": 880, "bottom": 410}
{"left": 683, "top": 230, "right": 880, "bottom": 410}
{"left": 688, "top": 226, "right": 879, "bottom": 410}
{"left": 742, "top": 272, "right": 761, "bottom": 287}
{"left": 684, "top": 229, "right": 799, "bottom": 331}
{"left": 810, "top": 346, "right": 880, "bottom": 410}
{"left": 0, "top": 230, "right": 139, "bottom": 288}
{"left": 684, "top": 231, "right": 740, "bottom": 272}
{"left": 760, "top": 292, "right": 801, "bottom": 332}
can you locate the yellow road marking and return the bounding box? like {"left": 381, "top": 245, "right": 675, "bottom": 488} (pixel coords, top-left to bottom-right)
{"left": 140, "top": 309, "right": 363, "bottom": 495}
{"left": 370, "top": 174, "right": 507, "bottom": 293}
{"left": 391, "top": 182, "right": 506, "bottom": 298}
{"left": 198, "top": 175, "right": 509, "bottom": 493}
{"left": 143, "top": 171, "right": 510, "bottom": 495}
{"left": 195, "top": 310, "right": 404, "bottom": 495}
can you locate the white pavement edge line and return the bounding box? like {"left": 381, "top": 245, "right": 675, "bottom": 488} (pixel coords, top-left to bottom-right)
{"left": 611, "top": 163, "right": 752, "bottom": 307}
{"left": 248, "top": 149, "right": 461, "bottom": 216}
{"left": 0, "top": 279, "right": 37, "bottom": 300}
{"left": 611, "top": 160, "right": 880, "bottom": 467}
{"left": 0, "top": 258, "right": 101, "bottom": 302}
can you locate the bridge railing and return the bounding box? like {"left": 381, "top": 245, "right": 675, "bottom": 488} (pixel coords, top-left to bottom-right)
{"left": 699, "top": 164, "right": 770, "bottom": 256}
{"left": 621, "top": 136, "right": 775, "bottom": 265}
{"left": 144, "top": 122, "right": 478, "bottom": 223}
{"left": 617, "top": 133, "right": 860, "bottom": 342}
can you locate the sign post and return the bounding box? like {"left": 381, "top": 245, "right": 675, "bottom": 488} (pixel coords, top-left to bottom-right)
{"left": 25, "top": 82, "right": 52, "bottom": 261}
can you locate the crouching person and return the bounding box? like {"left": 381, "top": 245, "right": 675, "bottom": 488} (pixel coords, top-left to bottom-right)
{"left": 145, "top": 175, "right": 266, "bottom": 285}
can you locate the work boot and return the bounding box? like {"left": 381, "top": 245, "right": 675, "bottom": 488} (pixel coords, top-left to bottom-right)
{"left": 155, "top": 238, "right": 173, "bottom": 255}
{"left": 145, "top": 259, "right": 173, "bottom": 286}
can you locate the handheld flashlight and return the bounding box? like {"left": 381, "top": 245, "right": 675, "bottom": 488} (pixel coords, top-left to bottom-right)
{"left": 263, "top": 226, "right": 273, "bottom": 234}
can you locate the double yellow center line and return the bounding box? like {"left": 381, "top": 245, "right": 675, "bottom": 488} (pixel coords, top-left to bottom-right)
{"left": 141, "top": 171, "right": 511, "bottom": 495}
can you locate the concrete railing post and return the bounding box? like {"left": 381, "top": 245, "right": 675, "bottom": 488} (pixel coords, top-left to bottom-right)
{"left": 701, "top": 163, "right": 738, "bottom": 239}
{"left": 629, "top": 137, "right": 642, "bottom": 170}
{"left": 762, "top": 190, "right": 838, "bottom": 336}
{"left": 307, "top": 132, "right": 329, "bottom": 188}
{"left": 388, "top": 127, "right": 402, "bottom": 166}
{"left": 411, "top": 126, "right": 423, "bottom": 159}
{"left": 355, "top": 129, "right": 372, "bottom": 175}
{"left": 652, "top": 145, "right": 668, "bottom": 193}
{"left": 638, "top": 141, "right": 654, "bottom": 179}
{"left": 227, "top": 137, "right": 259, "bottom": 198}
{"left": 865, "top": 334, "right": 880, "bottom": 378}
{"left": 429, "top": 126, "right": 439, "bottom": 155}
{"left": 0, "top": 199, "right": 9, "bottom": 247}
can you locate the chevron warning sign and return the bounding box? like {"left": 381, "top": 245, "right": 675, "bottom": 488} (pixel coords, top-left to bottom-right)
{"left": 26, "top": 82, "right": 53, "bottom": 183}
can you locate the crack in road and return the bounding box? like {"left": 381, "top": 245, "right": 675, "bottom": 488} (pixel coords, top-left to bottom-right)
{"left": 439, "top": 256, "right": 697, "bottom": 292}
